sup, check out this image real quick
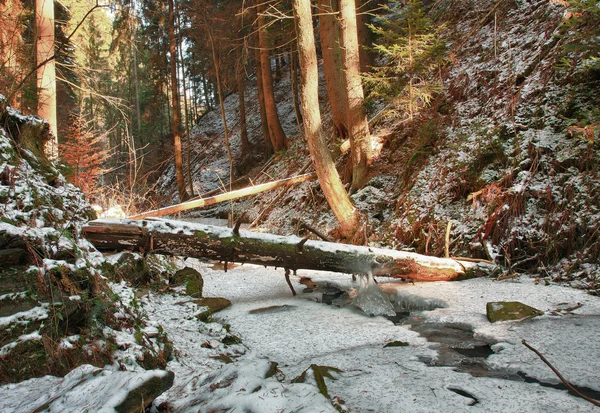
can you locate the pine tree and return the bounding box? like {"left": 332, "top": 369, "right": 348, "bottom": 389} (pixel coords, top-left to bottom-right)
{"left": 366, "top": 0, "right": 446, "bottom": 121}
{"left": 60, "top": 114, "right": 107, "bottom": 196}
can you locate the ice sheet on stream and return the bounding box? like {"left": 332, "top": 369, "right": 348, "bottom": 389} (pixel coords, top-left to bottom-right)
{"left": 351, "top": 272, "right": 396, "bottom": 317}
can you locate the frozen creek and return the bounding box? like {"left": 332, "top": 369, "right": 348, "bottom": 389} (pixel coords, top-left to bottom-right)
{"left": 145, "top": 260, "right": 600, "bottom": 412}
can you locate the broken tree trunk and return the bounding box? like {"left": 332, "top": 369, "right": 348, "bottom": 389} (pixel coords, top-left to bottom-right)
{"left": 129, "top": 173, "right": 316, "bottom": 220}
{"left": 82, "top": 219, "right": 492, "bottom": 281}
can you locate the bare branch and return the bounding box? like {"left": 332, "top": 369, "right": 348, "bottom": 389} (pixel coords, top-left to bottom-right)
{"left": 522, "top": 340, "right": 600, "bottom": 408}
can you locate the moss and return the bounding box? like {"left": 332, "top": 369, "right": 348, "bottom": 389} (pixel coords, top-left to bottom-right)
{"left": 383, "top": 340, "right": 410, "bottom": 348}
{"left": 222, "top": 334, "right": 242, "bottom": 346}
{"left": 486, "top": 301, "right": 544, "bottom": 323}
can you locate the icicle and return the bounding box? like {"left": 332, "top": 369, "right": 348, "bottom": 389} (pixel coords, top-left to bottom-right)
{"left": 351, "top": 271, "right": 396, "bottom": 317}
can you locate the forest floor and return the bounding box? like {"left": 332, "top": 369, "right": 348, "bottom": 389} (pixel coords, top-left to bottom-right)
{"left": 148, "top": 259, "right": 600, "bottom": 412}
{"left": 4, "top": 256, "right": 600, "bottom": 412}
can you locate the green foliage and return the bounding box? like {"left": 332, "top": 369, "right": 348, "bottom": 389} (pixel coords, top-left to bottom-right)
{"left": 558, "top": 1, "right": 600, "bottom": 75}
{"left": 365, "top": 0, "right": 447, "bottom": 120}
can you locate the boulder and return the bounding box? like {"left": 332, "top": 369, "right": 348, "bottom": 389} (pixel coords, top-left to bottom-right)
{"left": 193, "top": 297, "right": 231, "bottom": 321}
{"left": 486, "top": 301, "right": 544, "bottom": 323}
{"left": 171, "top": 267, "right": 203, "bottom": 297}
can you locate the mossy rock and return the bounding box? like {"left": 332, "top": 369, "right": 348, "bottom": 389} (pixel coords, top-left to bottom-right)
{"left": 114, "top": 370, "right": 175, "bottom": 413}
{"left": 193, "top": 297, "right": 231, "bottom": 321}
{"left": 486, "top": 301, "right": 544, "bottom": 323}
{"left": 170, "top": 267, "right": 203, "bottom": 296}
{"left": 114, "top": 253, "right": 152, "bottom": 286}
{"left": 383, "top": 340, "right": 410, "bottom": 348}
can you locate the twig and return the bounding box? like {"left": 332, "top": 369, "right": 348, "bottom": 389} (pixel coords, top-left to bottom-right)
{"left": 295, "top": 219, "right": 333, "bottom": 242}
{"left": 445, "top": 221, "right": 452, "bottom": 258}
{"left": 450, "top": 256, "right": 494, "bottom": 264}
{"left": 284, "top": 268, "right": 296, "bottom": 296}
{"left": 522, "top": 340, "right": 600, "bottom": 407}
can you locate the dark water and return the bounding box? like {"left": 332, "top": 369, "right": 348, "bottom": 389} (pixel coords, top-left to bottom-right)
{"left": 316, "top": 282, "right": 600, "bottom": 402}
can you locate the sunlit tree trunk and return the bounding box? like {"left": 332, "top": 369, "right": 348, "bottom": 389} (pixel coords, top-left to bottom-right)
{"left": 257, "top": 0, "right": 287, "bottom": 152}
{"left": 168, "top": 0, "right": 189, "bottom": 201}
{"left": 35, "top": 0, "right": 58, "bottom": 159}
{"left": 318, "top": 0, "right": 348, "bottom": 140}
{"left": 293, "top": 0, "right": 360, "bottom": 239}
{"left": 339, "top": 0, "right": 372, "bottom": 191}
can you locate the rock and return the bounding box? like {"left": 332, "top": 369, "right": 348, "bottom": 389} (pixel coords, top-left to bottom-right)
{"left": 0, "top": 365, "right": 174, "bottom": 413}
{"left": 115, "top": 370, "right": 175, "bottom": 413}
{"left": 193, "top": 297, "right": 231, "bottom": 321}
{"left": 0, "top": 248, "right": 26, "bottom": 267}
{"left": 383, "top": 340, "right": 410, "bottom": 348}
{"left": 486, "top": 301, "right": 544, "bottom": 323}
{"left": 115, "top": 252, "right": 152, "bottom": 285}
{"left": 171, "top": 267, "right": 203, "bottom": 297}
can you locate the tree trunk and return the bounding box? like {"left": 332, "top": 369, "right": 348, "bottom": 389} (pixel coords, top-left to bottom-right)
{"left": 237, "top": 57, "right": 250, "bottom": 157}
{"left": 82, "top": 219, "right": 489, "bottom": 282}
{"left": 128, "top": 172, "right": 316, "bottom": 219}
{"left": 356, "top": 0, "right": 375, "bottom": 73}
{"left": 289, "top": 44, "right": 302, "bottom": 133}
{"left": 208, "top": 29, "right": 234, "bottom": 189}
{"left": 35, "top": 0, "right": 58, "bottom": 159}
{"left": 168, "top": 0, "right": 189, "bottom": 202}
{"left": 318, "top": 0, "right": 348, "bottom": 140}
{"left": 339, "top": 0, "right": 371, "bottom": 191}
{"left": 254, "top": 46, "right": 273, "bottom": 157}
{"left": 258, "top": 0, "right": 288, "bottom": 151}
{"left": 293, "top": 0, "right": 360, "bottom": 239}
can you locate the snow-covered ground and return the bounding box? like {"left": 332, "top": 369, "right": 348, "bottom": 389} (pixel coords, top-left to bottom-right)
{"left": 2, "top": 257, "right": 599, "bottom": 412}
{"left": 151, "top": 262, "right": 600, "bottom": 412}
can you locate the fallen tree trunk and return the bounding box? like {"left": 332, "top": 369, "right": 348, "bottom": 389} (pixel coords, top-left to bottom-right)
{"left": 129, "top": 173, "right": 316, "bottom": 220}
{"left": 82, "top": 218, "right": 492, "bottom": 281}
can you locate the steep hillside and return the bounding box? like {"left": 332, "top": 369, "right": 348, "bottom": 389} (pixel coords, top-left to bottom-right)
{"left": 156, "top": 0, "right": 599, "bottom": 291}
{"left": 0, "top": 97, "right": 172, "bottom": 386}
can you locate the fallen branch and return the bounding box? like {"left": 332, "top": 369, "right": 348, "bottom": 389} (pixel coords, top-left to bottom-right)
{"left": 249, "top": 160, "right": 312, "bottom": 228}
{"left": 82, "top": 218, "right": 493, "bottom": 281}
{"left": 522, "top": 340, "right": 600, "bottom": 408}
{"left": 129, "top": 172, "right": 317, "bottom": 220}
{"left": 294, "top": 219, "right": 333, "bottom": 242}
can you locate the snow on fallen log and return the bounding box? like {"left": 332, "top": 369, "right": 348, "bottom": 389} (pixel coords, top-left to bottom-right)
{"left": 82, "top": 218, "right": 493, "bottom": 281}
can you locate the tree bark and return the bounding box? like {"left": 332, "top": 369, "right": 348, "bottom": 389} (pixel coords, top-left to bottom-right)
{"left": 82, "top": 219, "right": 489, "bottom": 282}
{"left": 289, "top": 44, "right": 303, "bottom": 133}
{"left": 168, "top": 0, "right": 189, "bottom": 202}
{"left": 339, "top": 0, "right": 372, "bottom": 191}
{"left": 292, "top": 0, "right": 360, "bottom": 239}
{"left": 318, "top": 0, "right": 348, "bottom": 140}
{"left": 356, "top": 0, "right": 375, "bottom": 73}
{"left": 257, "top": 0, "right": 288, "bottom": 151}
{"left": 208, "top": 28, "right": 234, "bottom": 189}
{"left": 254, "top": 29, "right": 273, "bottom": 157}
{"left": 35, "top": 0, "right": 58, "bottom": 159}
{"left": 237, "top": 56, "right": 250, "bottom": 157}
